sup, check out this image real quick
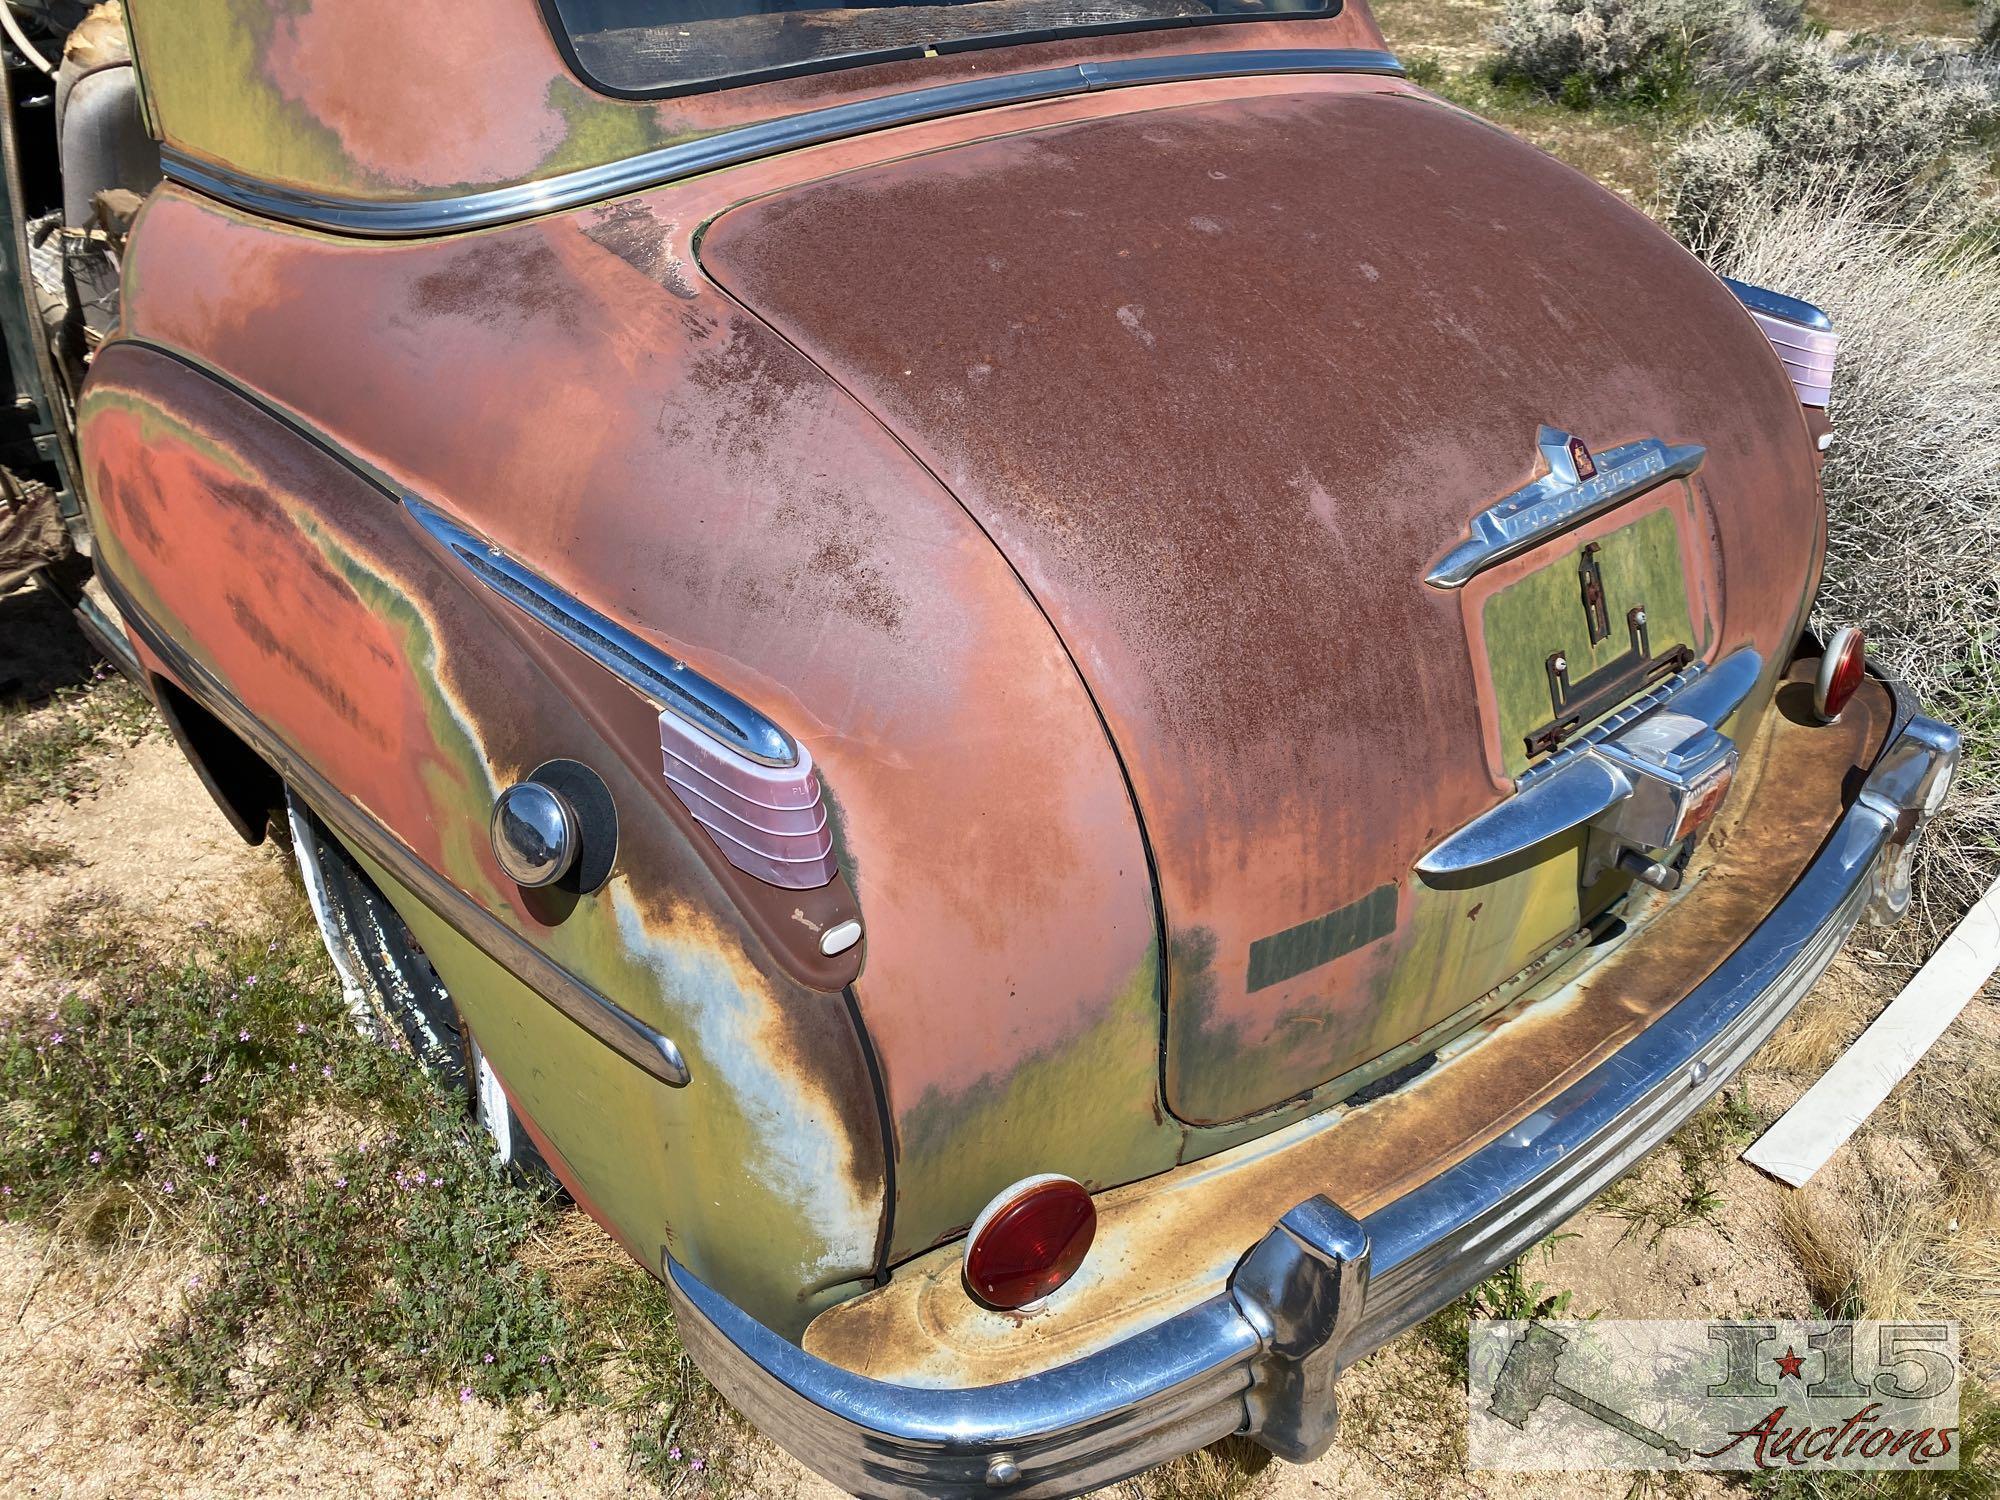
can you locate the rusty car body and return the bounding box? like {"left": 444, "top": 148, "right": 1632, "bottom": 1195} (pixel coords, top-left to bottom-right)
{"left": 0, "top": 0, "right": 1959, "bottom": 1493}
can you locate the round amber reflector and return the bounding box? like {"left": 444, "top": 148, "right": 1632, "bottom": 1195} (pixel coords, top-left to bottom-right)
{"left": 963, "top": 1175, "right": 1096, "bottom": 1311}
{"left": 1814, "top": 627, "right": 1867, "bottom": 722}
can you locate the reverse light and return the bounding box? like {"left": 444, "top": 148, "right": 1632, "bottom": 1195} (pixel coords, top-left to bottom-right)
{"left": 963, "top": 1174, "right": 1096, "bottom": 1311}
{"left": 1814, "top": 627, "right": 1867, "bottom": 723}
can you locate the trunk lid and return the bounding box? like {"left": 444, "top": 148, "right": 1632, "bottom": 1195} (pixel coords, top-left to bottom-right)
{"left": 699, "top": 83, "right": 1819, "bottom": 1123}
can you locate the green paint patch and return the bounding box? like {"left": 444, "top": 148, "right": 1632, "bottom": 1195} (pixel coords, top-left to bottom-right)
{"left": 893, "top": 946, "right": 1177, "bottom": 1252}
{"left": 1483, "top": 505, "right": 1704, "bottom": 778}
{"left": 1246, "top": 883, "right": 1398, "bottom": 993}
{"left": 535, "top": 77, "right": 690, "bottom": 182}
{"left": 127, "top": 0, "right": 361, "bottom": 195}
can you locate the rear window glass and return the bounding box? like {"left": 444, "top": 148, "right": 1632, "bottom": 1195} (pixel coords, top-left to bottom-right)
{"left": 545, "top": 0, "right": 1334, "bottom": 96}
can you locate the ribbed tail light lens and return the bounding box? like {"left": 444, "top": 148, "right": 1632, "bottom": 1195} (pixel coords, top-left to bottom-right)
{"left": 963, "top": 1175, "right": 1096, "bottom": 1310}
{"left": 1814, "top": 627, "right": 1867, "bottom": 723}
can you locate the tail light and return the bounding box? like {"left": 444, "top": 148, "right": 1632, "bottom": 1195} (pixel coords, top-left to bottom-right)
{"left": 1723, "top": 277, "right": 1836, "bottom": 411}
{"left": 1814, "top": 626, "right": 1867, "bottom": 723}
{"left": 963, "top": 1174, "right": 1096, "bottom": 1310}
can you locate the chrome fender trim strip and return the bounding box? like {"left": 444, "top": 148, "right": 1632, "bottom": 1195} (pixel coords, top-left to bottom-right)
{"left": 101, "top": 569, "right": 692, "bottom": 1089}
{"left": 157, "top": 49, "right": 1405, "bottom": 239}
{"left": 407, "top": 497, "right": 799, "bottom": 768}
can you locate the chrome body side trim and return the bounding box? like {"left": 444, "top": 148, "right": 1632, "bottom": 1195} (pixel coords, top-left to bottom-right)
{"left": 1721, "top": 276, "right": 1833, "bottom": 333}
{"left": 407, "top": 497, "right": 798, "bottom": 768}
{"left": 157, "top": 49, "right": 1405, "bottom": 238}
{"left": 663, "top": 691, "right": 1954, "bottom": 1500}
{"left": 103, "top": 570, "right": 692, "bottom": 1089}
{"left": 1414, "top": 647, "right": 1761, "bottom": 884}
{"left": 1425, "top": 428, "right": 1706, "bottom": 589}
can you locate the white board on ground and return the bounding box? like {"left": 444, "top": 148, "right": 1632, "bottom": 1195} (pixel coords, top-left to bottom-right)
{"left": 1744, "top": 874, "right": 2000, "bottom": 1188}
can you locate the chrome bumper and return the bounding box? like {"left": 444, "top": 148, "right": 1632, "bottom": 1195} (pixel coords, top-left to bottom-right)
{"left": 666, "top": 701, "right": 1959, "bottom": 1500}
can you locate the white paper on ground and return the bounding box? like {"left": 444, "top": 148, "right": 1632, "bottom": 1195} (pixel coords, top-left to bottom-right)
{"left": 1744, "top": 874, "right": 2000, "bottom": 1188}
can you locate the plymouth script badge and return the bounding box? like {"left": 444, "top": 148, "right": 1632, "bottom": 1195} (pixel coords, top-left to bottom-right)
{"left": 1426, "top": 426, "right": 1705, "bottom": 590}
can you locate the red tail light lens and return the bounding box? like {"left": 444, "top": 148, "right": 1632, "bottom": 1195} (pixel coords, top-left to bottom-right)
{"left": 963, "top": 1175, "right": 1096, "bottom": 1310}
{"left": 1814, "top": 627, "right": 1867, "bottom": 722}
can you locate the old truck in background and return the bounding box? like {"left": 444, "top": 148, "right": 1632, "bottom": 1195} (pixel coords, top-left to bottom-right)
{"left": 0, "top": 1, "right": 1960, "bottom": 1494}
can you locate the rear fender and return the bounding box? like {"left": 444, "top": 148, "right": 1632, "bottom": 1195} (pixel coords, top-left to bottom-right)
{"left": 77, "top": 339, "right": 889, "bottom": 1332}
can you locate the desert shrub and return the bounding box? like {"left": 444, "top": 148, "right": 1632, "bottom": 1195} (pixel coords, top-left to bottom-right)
{"left": 1980, "top": 2, "right": 1999, "bottom": 58}
{"left": 1492, "top": 0, "right": 1708, "bottom": 104}
{"left": 1492, "top": 0, "right": 1806, "bottom": 105}
{"left": 1664, "top": 46, "right": 1998, "bottom": 239}
{"left": 1696, "top": 188, "right": 2000, "bottom": 948}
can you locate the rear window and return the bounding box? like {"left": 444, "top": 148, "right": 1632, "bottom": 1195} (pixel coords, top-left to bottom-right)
{"left": 544, "top": 0, "right": 1334, "bottom": 97}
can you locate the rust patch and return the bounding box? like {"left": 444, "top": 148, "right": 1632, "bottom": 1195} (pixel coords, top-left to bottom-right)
{"left": 409, "top": 239, "right": 570, "bottom": 327}
{"left": 698, "top": 87, "right": 1821, "bottom": 1122}
{"left": 580, "top": 200, "right": 698, "bottom": 299}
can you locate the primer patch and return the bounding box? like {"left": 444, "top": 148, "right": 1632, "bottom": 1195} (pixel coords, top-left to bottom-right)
{"left": 1246, "top": 883, "right": 1397, "bottom": 992}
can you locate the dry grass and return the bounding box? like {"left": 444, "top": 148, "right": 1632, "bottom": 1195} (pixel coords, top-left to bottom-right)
{"left": 1758, "top": 957, "right": 1892, "bottom": 1076}
{"left": 1778, "top": 1178, "right": 2000, "bottom": 1364}
{"left": 1122, "top": 1437, "right": 1274, "bottom": 1500}
{"left": 0, "top": 826, "right": 72, "bottom": 874}
{"left": 1696, "top": 187, "right": 2000, "bottom": 954}
{"left": 1814, "top": 0, "right": 1987, "bottom": 42}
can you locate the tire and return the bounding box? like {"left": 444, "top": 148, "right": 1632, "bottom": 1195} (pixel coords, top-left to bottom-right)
{"left": 285, "top": 789, "right": 555, "bottom": 1188}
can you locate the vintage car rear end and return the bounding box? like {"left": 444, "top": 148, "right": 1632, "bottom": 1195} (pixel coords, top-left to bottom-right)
{"left": 74, "top": 1, "right": 1956, "bottom": 1494}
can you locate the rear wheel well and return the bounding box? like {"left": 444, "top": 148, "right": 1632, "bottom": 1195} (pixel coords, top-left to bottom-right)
{"left": 150, "top": 673, "right": 282, "bottom": 844}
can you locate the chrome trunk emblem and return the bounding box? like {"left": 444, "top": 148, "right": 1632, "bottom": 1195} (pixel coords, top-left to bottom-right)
{"left": 1425, "top": 426, "right": 1705, "bottom": 589}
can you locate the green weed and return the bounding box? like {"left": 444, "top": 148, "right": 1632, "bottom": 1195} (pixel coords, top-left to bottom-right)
{"left": 1603, "top": 1088, "right": 1760, "bottom": 1243}
{"left": 0, "top": 665, "right": 153, "bottom": 814}
{"left": 0, "top": 894, "right": 739, "bottom": 1483}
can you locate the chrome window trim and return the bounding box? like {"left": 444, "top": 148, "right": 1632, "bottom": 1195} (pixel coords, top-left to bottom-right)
{"left": 103, "top": 569, "right": 693, "bottom": 1090}
{"left": 665, "top": 692, "right": 1956, "bottom": 1499}
{"left": 156, "top": 48, "right": 1404, "bottom": 238}
{"left": 1425, "top": 428, "right": 1706, "bottom": 590}
{"left": 406, "top": 497, "right": 799, "bottom": 769}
